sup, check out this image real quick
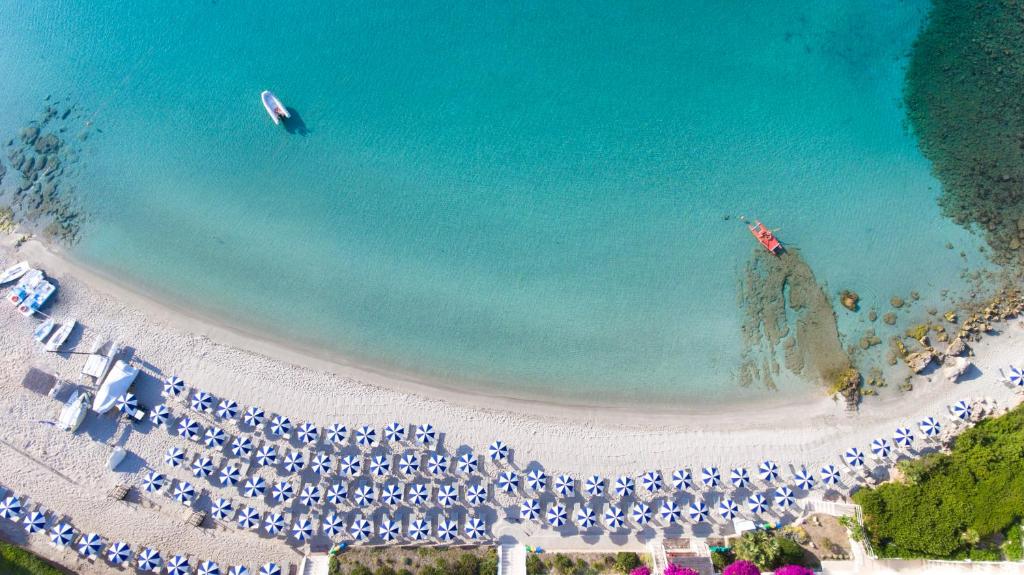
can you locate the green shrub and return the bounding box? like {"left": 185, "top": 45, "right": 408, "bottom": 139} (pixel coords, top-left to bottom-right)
{"left": 968, "top": 547, "right": 1001, "bottom": 562}
{"left": 551, "top": 554, "right": 575, "bottom": 574}
{"left": 329, "top": 557, "right": 343, "bottom": 575}
{"left": 710, "top": 549, "right": 735, "bottom": 571}
{"left": 479, "top": 549, "right": 499, "bottom": 575}
{"left": 777, "top": 537, "right": 805, "bottom": 566}
{"left": 350, "top": 564, "right": 374, "bottom": 575}
{"left": 0, "top": 541, "right": 68, "bottom": 575}
{"left": 613, "top": 552, "right": 641, "bottom": 574}
{"left": 375, "top": 567, "right": 398, "bottom": 575}
{"left": 1004, "top": 524, "right": 1024, "bottom": 561}
{"left": 526, "top": 554, "right": 547, "bottom": 575}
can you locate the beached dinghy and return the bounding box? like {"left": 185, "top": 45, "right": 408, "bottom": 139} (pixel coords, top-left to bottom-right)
{"left": 33, "top": 318, "right": 55, "bottom": 343}
{"left": 0, "top": 261, "right": 30, "bottom": 284}
{"left": 58, "top": 389, "right": 91, "bottom": 432}
{"left": 93, "top": 360, "right": 138, "bottom": 414}
{"left": 261, "top": 90, "right": 290, "bottom": 125}
{"left": 45, "top": 319, "right": 77, "bottom": 352}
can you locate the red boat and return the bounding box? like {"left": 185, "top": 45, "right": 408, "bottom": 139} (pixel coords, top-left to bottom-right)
{"left": 749, "top": 221, "right": 782, "bottom": 254}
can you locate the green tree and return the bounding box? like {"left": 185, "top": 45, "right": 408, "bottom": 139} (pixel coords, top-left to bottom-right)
{"left": 526, "top": 554, "right": 547, "bottom": 575}
{"left": 734, "top": 531, "right": 783, "bottom": 570}
{"left": 613, "top": 552, "right": 641, "bottom": 574}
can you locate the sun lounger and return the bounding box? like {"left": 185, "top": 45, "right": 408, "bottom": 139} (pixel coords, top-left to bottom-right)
{"left": 107, "top": 484, "right": 130, "bottom": 501}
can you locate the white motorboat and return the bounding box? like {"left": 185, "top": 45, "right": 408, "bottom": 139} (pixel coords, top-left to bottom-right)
{"left": 0, "top": 261, "right": 30, "bottom": 284}
{"left": 261, "top": 90, "right": 290, "bottom": 125}
{"left": 33, "top": 318, "right": 55, "bottom": 343}
{"left": 93, "top": 359, "right": 138, "bottom": 414}
{"left": 45, "top": 319, "right": 77, "bottom": 352}
{"left": 58, "top": 389, "right": 91, "bottom": 432}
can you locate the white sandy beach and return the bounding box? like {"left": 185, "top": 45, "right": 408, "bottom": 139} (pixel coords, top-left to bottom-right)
{"left": 0, "top": 234, "right": 1022, "bottom": 573}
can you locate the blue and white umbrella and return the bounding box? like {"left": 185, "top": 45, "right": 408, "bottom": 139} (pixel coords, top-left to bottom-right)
{"left": 323, "top": 513, "right": 344, "bottom": 537}
{"left": 191, "top": 390, "right": 214, "bottom": 413}
{"left": 211, "top": 497, "right": 233, "bottom": 519}
{"left": 299, "top": 484, "right": 322, "bottom": 507}
{"left": 640, "top": 471, "right": 663, "bottom": 493}
{"left": 437, "top": 517, "right": 457, "bottom": 542}
{"left": 871, "top": 438, "right": 892, "bottom": 458}
{"left": 230, "top": 436, "right": 253, "bottom": 458}
{"left": 379, "top": 517, "right": 401, "bottom": 542}
{"left": 774, "top": 485, "right": 795, "bottom": 509}
{"left": 237, "top": 507, "right": 260, "bottom": 529}
{"left": 408, "top": 517, "right": 431, "bottom": 541}
{"left": 794, "top": 467, "right": 815, "bottom": 491}
{"left": 116, "top": 392, "right": 138, "bottom": 414}
{"left": 162, "top": 376, "right": 184, "bottom": 398}
{"left": 174, "top": 481, "right": 196, "bottom": 504}
{"left": 354, "top": 425, "right": 377, "bottom": 447}
{"left": 165, "top": 446, "right": 185, "bottom": 467}
{"left": 340, "top": 454, "right": 361, "bottom": 476}
{"left": 758, "top": 460, "right": 779, "bottom": 483}
{"left": 296, "top": 422, "right": 319, "bottom": 444}
{"left": 49, "top": 522, "right": 74, "bottom": 547}
{"left": 407, "top": 483, "right": 429, "bottom": 505}
{"left": 167, "top": 556, "right": 190, "bottom": 575}
{"left": 311, "top": 453, "right": 332, "bottom": 475}
{"left": 398, "top": 452, "right": 420, "bottom": 475}
{"left": 415, "top": 424, "right": 437, "bottom": 446}
{"left": 919, "top": 416, "right": 942, "bottom": 437}
{"left": 457, "top": 452, "right": 479, "bottom": 475}
{"left": 325, "top": 423, "right": 348, "bottom": 444}
{"left": 488, "top": 440, "right": 509, "bottom": 462}
{"left": 264, "top": 512, "right": 285, "bottom": 535}
{"left": 256, "top": 445, "right": 277, "bottom": 466}
{"left": 546, "top": 503, "right": 568, "bottom": 527}
{"left": 604, "top": 505, "right": 626, "bottom": 529}
{"left": 243, "top": 476, "right": 266, "bottom": 498}
{"left": 820, "top": 464, "right": 841, "bottom": 486}
{"left": 0, "top": 496, "right": 22, "bottom": 519}
{"left": 137, "top": 548, "right": 162, "bottom": 572}
{"left": 844, "top": 447, "right": 865, "bottom": 468}
{"left": 613, "top": 475, "right": 634, "bottom": 498}
{"left": 353, "top": 483, "right": 375, "bottom": 507}
{"left": 384, "top": 422, "right": 406, "bottom": 442}
{"left": 576, "top": 505, "right": 597, "bottom": 528}
{"left": 427, "top": 453, "right": 450, "bottom": 476}
{"left": 380, "top": 483, "right": 403, "bottom": 506}
{"left": 198, "top": 561, "right": 221, "bottom": 575}
{"left": 520, "top": 499, "right": 541, "bottom": 520}
{"left": 465, "top": 516, "right": 486, "bottom": 539}
{"left": 497, "top": 470, "right": 519, "bottom": 494}
{"left": 216, "top": 399, "right": 239, "bottom": 420}
{"left": 230, "top": 566, "right": 251, "bottom": 575}
{"left": 350, "top": 518, "right": 372, "bottom": 541}
{"left": 192, "top": 456, "right": 214, "bottom": 478}
{"left": 178, "top": 417, "right": 201, "bottom": 441}
{"left": 688, "top": 501, "right": 709, "bottom": 522}
{"left": 553, "top": 474, "right": 575, "bottom": 497}
{"left": 370, "top": 454, "right": 391, "bottom": 477}
{"left": 950, "top": 400, "right": 972, "bottom": 421}
{"left": 730, "top": 468, "right": 750, "bottom": 489}
{"left": 466, "top": 483, "right": 488, "bottom": 506}
{"left": 659, "top": 500, "right": 682, "bottom": 523}
{"left": 269, "top": 415, "right": 292, "bottom": 437}
{"left": 292, "top": 517, "right": 314, "bottom": 542}
{"left": 631, "top": 502, "right": 652, "bottom": 525}
{"left": 22, "top": 510, "right": 46, "bottom": 533}
{"left": 671, "top": 469, "right": 692, "bottom": 491}
{"left": 259, "top": 564, "right": 281, "bottom": 575}
{"left": 243, "top": 406, "right": 265, "bottom": 427}
{"left": 437, "top": 484, "right": 458, "bottom": 507}
{"left": 747, "top": 493, "right": 768, "bottom": 514}
{"left": 893, "top": 427, "right": 914, "bottom": 448}
{"left": 701, "top": 467, "right": 721, "bottom": 488}
{"left": 149, "top": 404, "right": 170, "bottom": 427}
{"left": 283, "top": 451, "right": 305, "bottom": 474}
{"left": 326, "top": 482, "right": 348, "bottom": 504}
{"left": 272, "top": 481, "right": 295, "bottom": 503}
{"left": 1008, "top": 366, "right": 1024, "bottom": 387}
{"left": 78, "top": 532, "right": 103, "bottom": 557}
{"left": 526, "top": 469, "right": 547, "bottom": 492}
{"left": 220, "top": 464, "right": 241, "bottom": 487}
{"left": 143, "top": 471, "right": 167, "bottom": 493}
{"left": 584, "top": 475, "right": 605, "bottom": 497}
{"left": 718, "top": 498, "right": 739, "bottom": 520}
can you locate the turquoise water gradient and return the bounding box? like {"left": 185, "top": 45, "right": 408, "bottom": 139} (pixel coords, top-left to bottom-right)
{"left": 0, "top": 1, "right": 988, "bottom": 403}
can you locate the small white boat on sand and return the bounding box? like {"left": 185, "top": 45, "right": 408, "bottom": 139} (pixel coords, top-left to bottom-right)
{"left": 0, "top": 261, "right": 30, "bottom": 285}
{"left": 261, "top": 90, "right": 290, "bottom": 125}
{"left": 93, "top": 359, "right": 138, "bottom": 414}
{"left": 45, "top": 319, "right": 77, "bottom": 352}
{"left": 33, "top": 318, "right": 55, "bottom": 343}
{"left": 107, "top": 447, "right": 127, "bottom": 471}
{"left": 58, "top": 389, "right": 90, "bottom": 432}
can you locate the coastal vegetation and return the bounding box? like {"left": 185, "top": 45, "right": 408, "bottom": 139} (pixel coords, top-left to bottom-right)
{"left": 854, "top": 404, "right": 1024, "bottom": 559}
{"left": 0, "top": 540, "right": 70, "bottom": 575}
{"left": 328, "top": 549, "right": 638, "bottom": 575}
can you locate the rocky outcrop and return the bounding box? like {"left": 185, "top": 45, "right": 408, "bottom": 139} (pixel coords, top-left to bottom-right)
{"left": 944, "top": 337, "right": 967, "bottom": 358}
{"left": 942, "top": 356, "right": 970, "bottom": 382}
{"left": 840, "top": 290, "right": 859, "bottom": 311}
{"left": 906, "top": 350, "right": 935, "bottom": 374}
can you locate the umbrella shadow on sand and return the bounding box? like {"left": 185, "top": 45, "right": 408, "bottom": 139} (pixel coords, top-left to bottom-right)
{"left": 282, "top": 108, "right": 309, "bottom": 136}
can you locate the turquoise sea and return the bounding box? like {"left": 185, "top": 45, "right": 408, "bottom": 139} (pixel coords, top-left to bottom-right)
{"left": 0, "top": 1, "right": 990, "bottom": 404}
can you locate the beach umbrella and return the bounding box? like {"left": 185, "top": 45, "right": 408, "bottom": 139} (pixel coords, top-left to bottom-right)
{"left": 370, "top": 454, "right": 391, "bottom": 477}
{"left": 192, "top": 456, "right": 214, "bottom": 478}
{"left": 774, "top": 485, "right": 795, "bottom": 509}
{"left": 272, "top": 480, "right": 294, "bottom": 503}
{"left": 379, "top": 516, "right": 401, "bottom": 542}
{"left": 497, "top": 470, "right": 519, "bottom": 494}
{"left": 466, "top": 483, "right": 488, "bottom": 506}
{"left": 747, "top": 493, "right": 768, "bottom": 514}
{"left": 794, "top": 468, "right": 815, "bottom": 491}
{"left": 216, "top": 399, "right": 239, "bottom": 420}
{"left": 844, "top": 447, "right": 865, "bottom": 468}
{"left": 380, "top": 483, "right": 403, "bottom": 506}
{"left": 465, "top": 516, "right": 486, "bottom": 539}
{"left": 256, "top": 445, "right": 277, "bottom": 466}
{"left": 426, "top": 453, "right": 450, "bottom": 476}
{"left": 269, "top": 415, "right": 292, "bottom": 437}
{"left": 204, "top": 427, "right": 227, "bottom": 449}
{"left": 323, "top": 512, "right": 344, "bottom": 537}
{"left": 671, "top": 469, "right": 692, "bottom": 491}
{"left": 116, "top": 392, "right": 138, "bottom": 414}
{"left": 259, "top": 564, "right": 281, "bottom": 575}
{"left": 178, "top": 417, "right": 201, "bottom": 441}
{"left": 340, "top": 454, "right": 361, "bottom": 476}
{"left": 384, "top": 422, "right": 407, "bottom": 442}
{"left": 174, "top": 481, "right": 196, "bottom": 504}
{"left": 546, "top": 503, "right": 567, "bottom": 527}
{"left": 78, "top": 532, "right": 103, "bottom": 557}
{"left": 0, "top": 496, "right": 21, "bottom": 519}
{"left": 191, "top": 390, "right": 214, "bottom": 413}
{"left": 520, "top": 499, "right": 541, "bottom": 521}
{"left": 165, "top": 446, "right": 185, "bottom": 467}
{"left": 871, "top": 438, "right": 892, "bottom": 458}
{"left": 631, "top": 502, "right": 652, "bottom": 526}
{"left": 399, "top": 452, "right": 420, "bottom": 475}
{"left": 526, "top": 469, "right": 548, "bottom": 492}
{"left": 457, "top": 452, "right": 479, "bottom": 475}
{"left": 730, "top": 468, "right": 750, "bottom": 489}
{"left": 229, "top": 566, "right": 250, "bottom": 575}
{"left": 283, "top": 450, "right": 306, "bottom": 474}
{"left": 49, "top": 522, "right": 74, "bottom": 547}
{"left": 163, "top": 376, "right": 184, "bottom": 398}
{"left": 407, "top": 483, "right": 429, "bottom": 505}
{"left": 149, "top": 404, "right": 170, "bottom": 428}
{"left": 22, "top": 510, "right": 46, "bottom": 533}
{"left": 142, "top": 471, "right": 167, "bottom": 493}
{"left": 893, "top": 427, "right": 914, "bottom": 448}
{"left": 300, "top": 484, "right": 322, "bottom": 507}
{"left": 1008, "top": 366, "right": 1024, "bottom": 387}
{"left": 604, "top": 505, "right": 626, "bottom": 529}
{"left": 718, "top": 498, "right": 739, "bottom": 520}
{"left": 220, "top": 464, "right": 241, "bottom": 487}
{"left": 243, "top": 476, "right": 266, "bottom": 498}
{"left": 230, "top": 436, "right": 253, "bottom": 458}
{"left": 326, "top": 482, "right": 348, "bottom": 505}
{"left": 167, "top": 556, "right": 190, "bottom": 575}
{"left": 576, "top": 505, "right": 597, "bottom": 528}
{"left": 437, "top": 484, "right": 459, "bottom": 507}
{"left": 237, "top": 507, "right": 260, "bottom": 529}
{"left": 310, "top": 453, "right": 332, "bottom": 475}
{"left": 243, "top": 406, "right": 265, "bottom": 427}
{"left": 326, "top": 423, "right": 348, "bottom": 444}
{"left": 415, "top": 423, "right": 437, "bottom": 445}
{"left": 951, "top": 400, "right": 972, "bottom": 421}
{"left": 701, "top": 467, "right": 721, "bottom": 488}
{"left": 350, "top": 518, "right": 372, "bottom": 541}
{"left": 688, "top": 500, "right": 709, "bottom": 522}
{"left": 211, "top": 497, "right": 233, "bottom": 519}
{"left": 919, "top": 416, "right": 942, "bottom": 437}
{"left": 613, "top": 475, "right": 634, "bottom": 498}
{"left": 264, "top": 512, "right": 285, "bottom": 535}
{"left": 820, "top": 464, "right": 841, "bottom": 486}
{"left": 437, "top": 517, "right": 457, "bottom": 542}
{"left": 641, "top": 470, "right": 663, "bottom": 493}
{"left": 355, "top": 425, "right": 377, "bottom": 447}
{"left": 137, "top": 548, "right": 162, "bottom": 572}
{"left": 488, "top": 440, "right": 509, "bottom": 462}
{"left": 353, "top": 483, "right": 375, "bottom": 507}
{"left": 297, "top": 422, "right": 319, "bottom": 444}
{"left": 554, "top": 474, "right": 575, "bottom": 497}
{"left": 199, "top": 560, "right": 221, "bottom": 575}
{"left": 659, "top": 500, "right": 682, "bottom": 524}
{"left": 758, "top": 460, "right": 779, "bottom": 483}
{"left": 408, "top": 517, "right": 430, "bottom": 541}
{"left": 292, "top": 517, "right": 314, "bottom": 542}
{"left": 584, "top": 475, "right": 605, "bottom": 497}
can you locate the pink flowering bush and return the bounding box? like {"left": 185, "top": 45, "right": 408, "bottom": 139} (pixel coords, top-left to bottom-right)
{"left": 628, "top": 567, "right": 651, "bottom": 575}
{"left": 664, "top": 565, "right": 700, "bottom": 575}
{"left": 722, "top": 560, "right": 761, "bottom": 575}
{"left": 774, "top": 566, "right": 814, "bottom": 575}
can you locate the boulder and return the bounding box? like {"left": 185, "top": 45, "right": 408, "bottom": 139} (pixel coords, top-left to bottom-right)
{"left": 945, "top": 337, "right": 967, "bottom": 357}
{"left": 942, "top": 356, "right": 970, "bottom": 382}
{"left": 840, "top": 290, "right": 859, "bottom": 311}
{"left": 906, "top": 350, "right": 935, "bottom": 373}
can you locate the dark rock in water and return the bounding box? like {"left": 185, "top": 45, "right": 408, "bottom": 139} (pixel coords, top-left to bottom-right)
{"left": 33, "top": 133, "right": 60, "bottom": 155}
{"left": 22, "top": 155, "right": 36, "bottom": 174}
{"left": 19, "top": 126, "right": 39, "bottom": 145}
{"left": 60, "top": 108, "right": 71, "bottom": 120}
{"left": 43, "top": 155, "right": 59, "bottom": 174}
{"left": 76, "top": 130, "right": 89, "bottom": 142}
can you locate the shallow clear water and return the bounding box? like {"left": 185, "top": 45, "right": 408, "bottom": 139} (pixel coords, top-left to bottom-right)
{"left": 0, "top": 1, "right": 989, "bottom": 404}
